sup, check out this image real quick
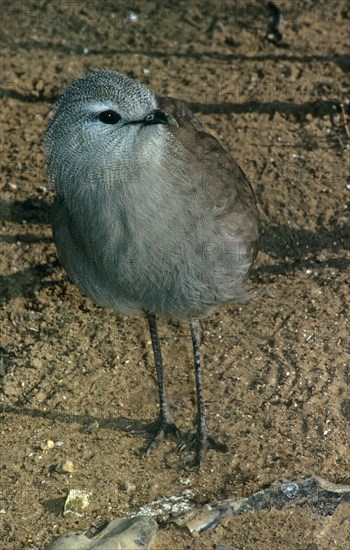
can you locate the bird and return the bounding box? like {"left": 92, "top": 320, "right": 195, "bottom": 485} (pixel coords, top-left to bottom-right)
{"left": 43, "top": 70, "right": 260, "bottom": 465}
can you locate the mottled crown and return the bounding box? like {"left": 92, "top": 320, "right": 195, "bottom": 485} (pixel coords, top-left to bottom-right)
{"left": 44, "top": 71, "right": 158, "bottom": 140}
{"left": 58, "top": 71, "right": 155, "bottom": 108}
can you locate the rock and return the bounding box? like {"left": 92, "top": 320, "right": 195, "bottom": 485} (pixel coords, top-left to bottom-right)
{"left": 64, "top": 489, "right": 90, "bottom": 515}
{"left": 31, "top": 357, "right": 43, "bottom": 369}
{"left": 120, "top": 481, "right": 137, "bottom": 494}
{"left": 3, "top": 381, "right": 20, "bottom": 397}
{"left": 41, "top": 439, "right": 55, "bottom": 450}
{"left": 56, "top": 460, "right": 75, "bottom": 474}
{"left": 44, "top": 515, "right": 158, "bottom": 549}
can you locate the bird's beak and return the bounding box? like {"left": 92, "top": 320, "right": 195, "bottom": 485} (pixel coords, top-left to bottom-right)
{"left": 142, "top": 109, "right": 179, "bottom": 128}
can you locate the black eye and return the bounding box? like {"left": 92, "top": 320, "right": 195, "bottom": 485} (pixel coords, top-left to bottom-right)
{"left": 98, "top": 110, "right": 121, "bottom": 124}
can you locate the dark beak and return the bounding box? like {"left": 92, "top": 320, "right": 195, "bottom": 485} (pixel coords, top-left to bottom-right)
{"left": 143, "top": 109, "right": 178, "bottom": 127}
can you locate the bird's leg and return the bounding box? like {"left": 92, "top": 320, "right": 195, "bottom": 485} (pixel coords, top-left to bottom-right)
{"left": 140, "top": 312, "right": 181, "bottom": 454}
{"left": 190, "top": 320, "right": 228, "bottom": 465}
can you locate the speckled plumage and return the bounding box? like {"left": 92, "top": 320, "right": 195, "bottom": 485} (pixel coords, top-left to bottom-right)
{"left": 44, "top": 70, "right": 259, "bottom": 321}
{"left": 43, "top": 70, "right": 260, "bottom": 464}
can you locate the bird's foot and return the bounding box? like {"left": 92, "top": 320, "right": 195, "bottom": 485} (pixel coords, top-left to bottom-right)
{"left": 190, "top": 428, "right": 228, "bottom": 465}
{"left": 132, "top": 416, "right": 182, "bottom": 455}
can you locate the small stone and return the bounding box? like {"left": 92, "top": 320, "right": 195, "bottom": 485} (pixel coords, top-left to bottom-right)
{"left": 56, "top": 460, "right": 75, "bottom": 474}
{"left": 3, "top": 382, "right": 19, "bottom": 397}
{"left": 31, "top": 357, "right": 43, "bottom": 369}
{"left": 35, "top": 391, "right": 47, "bottom": 402}
{"left": 34, "top": 79, "right": 45, "bottom": 92}
{"left": 63, "top": 489, "right": 90, "bottom": 515}
{"left": 41, "top": 440, "right": 55, "bottom": 450}
{"left": 125, "top": 11, "right": 139, "bottom": 22}
{"left": 121, "top": 481, "right": 137, "bottom": 494}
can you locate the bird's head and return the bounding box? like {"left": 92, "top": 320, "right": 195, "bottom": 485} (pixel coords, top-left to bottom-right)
{"left": 43, "top": 70, "right": 178, "bottom": 194}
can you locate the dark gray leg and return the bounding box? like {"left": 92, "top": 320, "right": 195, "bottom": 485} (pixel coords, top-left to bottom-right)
{"left": 190, "top": 320, "right": 228, "bottom": 464}
{"left": 140, "top": 312, "right": 181, "bottom": 454}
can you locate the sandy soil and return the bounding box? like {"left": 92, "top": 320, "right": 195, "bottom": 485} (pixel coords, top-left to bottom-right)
{"left": 1, "top": 1, "right": 349, "bottom": 548}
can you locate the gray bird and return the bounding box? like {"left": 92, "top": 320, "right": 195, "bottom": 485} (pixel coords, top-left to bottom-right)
{"left": 43, "top": 70, "right": 260, "bottom": 465}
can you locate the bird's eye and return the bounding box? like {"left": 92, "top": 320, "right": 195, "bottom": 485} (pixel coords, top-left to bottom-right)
{"left": 98, "top": 110, "right": 121, "bottom": 124}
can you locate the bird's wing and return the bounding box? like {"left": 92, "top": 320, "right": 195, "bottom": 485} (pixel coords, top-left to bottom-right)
{"left": 157, "top": 96, "right": 204, "bottom": 132}
{"left": 158, "top": 96, "right": 260, "bottom": 257}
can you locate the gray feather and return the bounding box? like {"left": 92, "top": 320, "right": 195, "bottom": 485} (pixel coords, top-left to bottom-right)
{"left": 43, "top": 70, "right": 259, "bottom": 321}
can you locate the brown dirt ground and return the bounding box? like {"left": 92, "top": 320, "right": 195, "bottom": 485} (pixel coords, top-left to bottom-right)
{"left": 1, "top": 1, "right": 350, "bottom": 549}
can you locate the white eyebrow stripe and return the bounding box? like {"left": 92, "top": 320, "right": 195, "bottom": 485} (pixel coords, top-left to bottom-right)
{"left": 87, "top": 102, "right": 119, "bottom": 113}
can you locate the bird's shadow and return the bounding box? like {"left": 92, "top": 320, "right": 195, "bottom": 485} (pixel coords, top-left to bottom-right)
{"left": 1, "top": 402, "right": 186, "bottom": 440}
{"left": 2, "top": 82, "right": 347, "bottom": 121}
{"left": 0, "top": 404, "right": 189, "bottom": 454}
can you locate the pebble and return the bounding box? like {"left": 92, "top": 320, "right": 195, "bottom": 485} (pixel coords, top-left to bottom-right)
{"left": 125, "top": 11, "right": 139, "bottom": 22}
{"left": 31, "top": 357, "right": 43, "bottom": 369}
{"left": 64, "top": 489, "right": 90, "bottom": 516}
{"left": 41, "top": 440, "right": 55, "bottom": 450}
{"left": 35, "top": 391, "right": 48, "bottom": 402}
{"left": 3, "top": 382, "right": 19, "bottom": 397}
{"left": 121, "top": 481, "right": 137, "bottom": 494}
{"left": 55, "top": 460, "right": 75, "bottom": 474}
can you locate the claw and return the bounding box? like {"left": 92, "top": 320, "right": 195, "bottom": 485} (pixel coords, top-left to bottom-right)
{"left": 132, "top": 416, "right": 182, "bottom": 454}
{"left": 188, "top": 427, "right": 228, "bottom": 465}
{"left": 196, "top": 433, "right": 228, "bottom": 465}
